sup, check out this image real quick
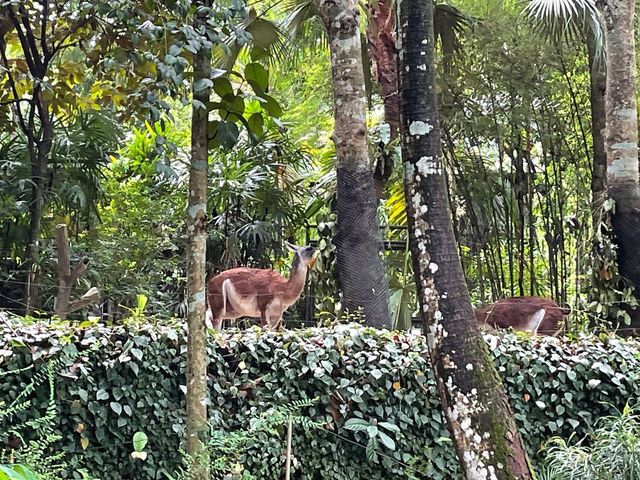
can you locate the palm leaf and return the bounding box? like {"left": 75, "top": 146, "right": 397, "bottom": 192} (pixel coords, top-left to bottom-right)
{"left": 213, "top": 8, "right": 290, "bottom": 70}
{"left": 434, "top": 3, "right": 474, "bottom": 71}
{"left": 523, "top": 0, "right": 604, "bottom": 61}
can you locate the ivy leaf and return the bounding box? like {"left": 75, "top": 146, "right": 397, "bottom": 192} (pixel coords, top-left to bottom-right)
{"left": 133, "top": 432, "right": 148, "bottom": 452}
{"left": 344, "top": 418, "right": 369, "bottom": 432}
{"left": 110, "top": 402, "right": 123, "bottom": 415}
{"left": 379, "top": 422, "right": 400, "bottom": 433}
{"left": 131, "top": 348, "right": 143, "bottom": 361}
{"left": 378, "top": 430, "right": 396, "bottom": 451}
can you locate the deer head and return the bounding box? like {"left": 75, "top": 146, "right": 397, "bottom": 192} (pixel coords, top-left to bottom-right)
{"left": 206, "top": 243, "right": 317, "bottom": 330}
{"left": 475, "top": 296, "right": 569, "bottom": 336}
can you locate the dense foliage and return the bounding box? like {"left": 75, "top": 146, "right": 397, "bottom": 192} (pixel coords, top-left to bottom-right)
{"left": 3, "top": 0, "right": 633, "bottom": 330}
{"left": 1, "top": 321, "right": 638, "bottom": 479}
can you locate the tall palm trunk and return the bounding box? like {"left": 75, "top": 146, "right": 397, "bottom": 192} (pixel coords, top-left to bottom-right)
{"left": 603, "top": 0, "right": 640, "bottom": 331}
{"left": 397, "top": 0, "right": 532, "bottom": 477}
{"left": 185, "top": 4, "right": 211, "bottom": 476}
{"left": 315, "top": 0, "right": 391, "bottom": 328}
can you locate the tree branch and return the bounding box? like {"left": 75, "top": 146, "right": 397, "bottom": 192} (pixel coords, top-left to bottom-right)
{"left": 39, "top": 0, "right": 49, "bottom": 60}
{"left": 52, "top": 14, "right": 94, "bottom": 54}
{"left": 5, "top": 6, "right": 39, "bottom": 76}
{"left": 0, "top": 98, "right": 32, "bottom": 107}
{"left": 0, "top": 37, "right": 29, "bottom": 135}
{"left": 68, "top": 256, "right": 90, "bottom": 286}
{"left": 67, "top": 287, "right": 100, "bottom": 314}
{"left": 17, "top": 4, "right": 44, "bottom": 73}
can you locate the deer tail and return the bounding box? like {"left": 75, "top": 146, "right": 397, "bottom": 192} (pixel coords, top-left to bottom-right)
{"left": 221, "top": 279, "right": 230, "bottom": 317}
{"left": 528, "top": 308, "right": 547, "bottom": 335}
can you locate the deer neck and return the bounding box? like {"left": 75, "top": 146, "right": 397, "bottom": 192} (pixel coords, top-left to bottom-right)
{"left": 284, "top": 256, "right": 308, "bottom": 303}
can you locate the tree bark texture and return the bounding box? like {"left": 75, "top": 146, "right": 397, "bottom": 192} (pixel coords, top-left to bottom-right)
{"left": 366, "top": 0, "right": 399, "bottom": 197}
{"left": 315, "top": 0, "right": 391, "bottom": 329}
{"left": 24, "top": 80, "right": 53, "bottom": 314}
{"left": 603, "top": 0, "right": 640, "bottom": 331}
{"left": 586, "top": 24, "right": 606, "bottom": 225}
{"left": 185, "top": 5, "right": 211, "bottom": 477}
{"left": 54, "top": 224, "right": 97, "bottom": 319}
{"left": 397, "top": 0, "right": 533, "bottom": 478}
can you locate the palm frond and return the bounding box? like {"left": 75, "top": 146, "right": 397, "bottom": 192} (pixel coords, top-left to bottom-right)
{"left": 523, "top": 0, "right": 604, "bottom": 61}
{"left": 213, "top": 8, "right": 291, "bottom": 70}
{"left": 434, "top": 3, "right": 474, "bottom": 71}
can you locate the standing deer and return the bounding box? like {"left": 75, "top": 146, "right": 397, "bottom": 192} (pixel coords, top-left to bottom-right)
{"left": 475, "top": 296, "right": 570, "bottom": 336}
{"left": 206, "top": 243, "right": 317, "bottom": 330}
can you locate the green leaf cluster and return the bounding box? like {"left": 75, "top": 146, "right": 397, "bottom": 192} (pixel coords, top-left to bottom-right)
{"left": 1, "top": 321, "right": 639, "bottom": 479}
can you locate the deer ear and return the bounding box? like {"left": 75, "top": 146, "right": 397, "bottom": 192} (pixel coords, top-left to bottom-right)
{"left": 284, "top": 241, "right": 298, "bottom": 252}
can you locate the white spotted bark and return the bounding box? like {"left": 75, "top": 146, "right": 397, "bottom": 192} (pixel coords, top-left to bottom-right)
{"left": 397, "top": 0, "right": 533, "bottom": 478}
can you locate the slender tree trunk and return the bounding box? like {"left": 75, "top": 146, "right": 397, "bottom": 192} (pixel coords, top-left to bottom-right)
{"left": 315, "top": 0, "right": 391, "bottom": 328}
{"left": 587, "top": 29, "right": 607, "bottom": 225}
{"left": 603, "top": 0, "right": 640, "bottom": 331}
{"left": 185, "top": 5, "right": 211, "bottom": 476}
{"left": 24, "top": 87, "right": 53, "bottom": 314}
{"left": 366, "top": 0, "right": 398, "bottom": 198}
{"left": 397, "top": 0, "right": 533, "bottom": 478}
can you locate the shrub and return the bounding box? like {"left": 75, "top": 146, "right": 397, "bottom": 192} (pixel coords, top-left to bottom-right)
{"left": 0, "top": 320, "right": 639, "bottom": 479}
{"left": 538, "top": 404, "right": 640, "bottom": 480}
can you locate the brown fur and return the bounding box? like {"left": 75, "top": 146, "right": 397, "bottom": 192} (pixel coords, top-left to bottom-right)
{"left": 208, "top": 268, "right": 304, "bottom": 323}
{"left": 206, "top": 244, "right": 315, "bottom": 330}
{"left": 475, "top": 296, "right": 570, "bottom": 336}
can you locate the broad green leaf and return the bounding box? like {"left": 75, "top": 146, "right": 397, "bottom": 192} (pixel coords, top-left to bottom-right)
{"left": 213, "top": 78, "right": 233, "bottom": 98}
{"left": 258, "top": 94, "right": 282, "bottom": 118}
{"left": 245, "top": 62, "right": 269, "bottom": 93}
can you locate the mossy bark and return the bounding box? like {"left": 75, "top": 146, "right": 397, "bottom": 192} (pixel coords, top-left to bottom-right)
{"left": 185, "top": 3, "right": 211, "bottom": 477}
{"left": 397, "top": 0, "right": 533, "bottom": 477}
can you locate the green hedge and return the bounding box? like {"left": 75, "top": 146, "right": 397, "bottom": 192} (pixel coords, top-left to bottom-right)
{"left": 0, "top": 321, "right": 639, "bottom": 480}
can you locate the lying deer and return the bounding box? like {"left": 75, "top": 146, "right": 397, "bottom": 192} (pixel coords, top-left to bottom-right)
{"left": 205, "top": 243, "right": 317, "bottom": 330}
{"left": 475, "top": 296, "right": 570, "bottom": 336}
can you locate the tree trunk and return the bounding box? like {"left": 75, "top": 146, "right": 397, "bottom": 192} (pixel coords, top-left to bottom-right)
{"left": 586, "top": 26, "right": 606, "bottom": 226}
{"left": 185, "top": 5, "right": 211, "bottom": 476}
{"left": 603, "top": 0, "right": 640, "bottom": 331}
{"left": 315, "top": 0, "right": 391, "bottom": 329}
{"left": 397, "top": 0, "right": 533, "bottom": 478}
{"left": 366, "top": 0, "right": 398, "bottom": 198}
{"left": 24, "top": 86, "right": 53, "bottom": 314}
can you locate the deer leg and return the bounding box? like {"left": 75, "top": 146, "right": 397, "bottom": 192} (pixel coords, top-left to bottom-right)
{"left": 267, "top": 297, "right": 284, "bottom": 330}
{"left": 260, "top": 307, "right": 270, "bottom": 328}
{"left": 205, "top": 309, "right": 214, "bottom": 329}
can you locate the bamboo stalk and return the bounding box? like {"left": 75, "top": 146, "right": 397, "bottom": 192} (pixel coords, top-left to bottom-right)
{"left": 285, "top": 417, "right": 292, "bottom": 480}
